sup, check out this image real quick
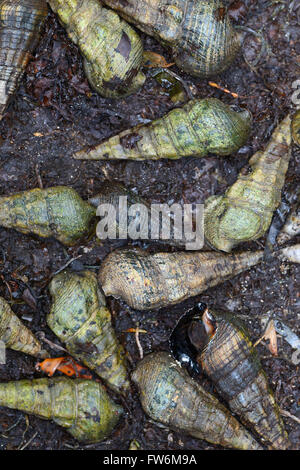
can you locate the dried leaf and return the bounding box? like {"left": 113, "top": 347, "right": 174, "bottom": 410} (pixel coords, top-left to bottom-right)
{"left": 143, "top": 51, "right": 175, "bottom": 68}
{"left": 254, "top": 320, "right": 278, "bottom": 356}
{"left": 36, "top": 357, "right": 94, "bottom": 380}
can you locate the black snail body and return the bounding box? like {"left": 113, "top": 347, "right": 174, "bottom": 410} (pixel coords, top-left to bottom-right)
{"left": 0, "top": 0, "right": 48, "bottom": 119}
{"left": 102, "top": 0, "right": 241, "bottom": 77}
{"left": 170, "top": 303, "right": 290, "bottom": 450}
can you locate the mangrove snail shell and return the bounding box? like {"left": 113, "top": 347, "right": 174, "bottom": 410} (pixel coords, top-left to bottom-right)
{"left": 0, "top": 0, "right": 48, "bottom": 118}
{"left": 132, "top": 352, "right": 262, "bottom": 450}
{"left": 292, "top": 109, "right": 300, "bottom": 146}
{"left": 48, "top": 0, "right": 145, "bottom": 98}
{"left": 48, "top": 270, "right": 129, "bottom": 394}
{"left": 89, "top": 181, "right": 187, "bottom": 248}
{"left": 0, "top": 186, "right": 96, "bottom": 246}
{"left": 0, "top": 296, "right": 48, "bottom": 358}
{"left": 99, "top": 247, "right": 264, "bottom": 310}
{"left": 198, "top": 309, "right": 290, "bottom": 449}
{"left": 204, "top": 114, "right": 292, "bottom": 252}
{"left": 102, "top": 0, "right": 241, "bottom": 77}
{"left": 0, "top": 377, "right": 123, "bottom": 442}
{"left": 74, "top": 98, "right": 251, "bottom": 161}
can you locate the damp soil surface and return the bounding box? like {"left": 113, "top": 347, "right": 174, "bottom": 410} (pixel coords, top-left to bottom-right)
{"left": 0, "top": 0, "right": 299, "bottom": 451}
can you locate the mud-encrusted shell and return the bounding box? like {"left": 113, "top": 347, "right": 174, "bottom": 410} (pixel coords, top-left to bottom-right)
{"left": 0, "top": 296, "right": 47, "bottom": 357}
{"left": 102, "top": 0, "right": 241, "bottom": 77}
{"left": 74, "top": 98, "right": 251, "bottom": 161}
{"left": 204, "top": 115, "right": 291, "bottom": 252}
{"left": 132, "top": 351, "right": 262, "bottom": 449}
{"left": 48, "top": 0, "right": 145, "bottom": 98}
{"left": 0, "top": 377, "right": 123, "bottom": 442}
{"left": 184, "top": 308, "right": 291, "bottom": 449}
{"left": 0, "top": 0, "right": 48, "bottom": 118}
{"left": 99, "top": 247, "right": 263, "bottom": 310}
{"left": 0, "top": 186, "right": 96, "bottom": 246}
{"left": 48, "top": 270, "right": 129, "bottom": 394}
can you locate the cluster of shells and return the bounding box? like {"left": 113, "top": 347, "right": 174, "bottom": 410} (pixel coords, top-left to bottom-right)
{"left": 0, "top": 0, "right": 299, "bottom": 450}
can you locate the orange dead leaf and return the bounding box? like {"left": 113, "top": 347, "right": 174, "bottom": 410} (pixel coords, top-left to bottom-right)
{"left": 36, "top": 356, "right": 94, "bottom": 380}
{"left": 143, "top": 51, "right": 175, "bottom": 68}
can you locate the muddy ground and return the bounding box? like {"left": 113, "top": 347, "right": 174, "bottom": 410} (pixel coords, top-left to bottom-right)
{"left": 0, "top": 0, "right": 299, "bottom": 451}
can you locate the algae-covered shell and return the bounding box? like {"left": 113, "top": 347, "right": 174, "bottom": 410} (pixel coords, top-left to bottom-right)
{"left": 99, "top": 247, "right": 263, "bottom": 310}
{"left": 197, "top": 308, "right": 291, "bottom": 449}
{"left": 0, "top": 186, "right": 96, "bottom": 246}
{"left": 0, "top": 0, "right": 48, "bottom": 118}
{"left": 0, "top": 296, "right": 48, "bottom": 358}
{"left": 132, "top": 351, "right": 262, "bottom": 449}
{"left": 48, "top": 0, "right": 145, "bottom": 98}
{"left": 204, "top": 115, "right": 291, "bottom": 252}
{"left": 102, "top": 0, "right": 241, "bottom": 78}
{"left": 0, "top": 377, "right": 123, "bottom": 442}
{"left": 48, "top": 270, "right": 129, "bottom": 394}
{"left": 74, "top": 98, "right": 251, "bottom": 161}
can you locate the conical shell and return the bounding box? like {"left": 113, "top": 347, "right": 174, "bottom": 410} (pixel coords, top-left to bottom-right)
{"left": 102, "top": 0, "right": 241, "bottom": 78}
{"left": 204, "top": 115, "right": 291, "bottom": 252}
{"left": 0, "top": 377, "right": 123, "bottom": 442}
{"left": 48, "top": 0, "right": 145, "bottom": 98}
{"left": 48, "top": 270, "right": 129, "bottom": 394}
{"left": 0, "top": 0, "right": 48, "bottom": 118}
{"left": 89, "top": 181, "right": 188, "bottom": 248}
{"left": 0, "top": 296, "right": 47, "bottom": 357}
{"left": 0, "top": 186, "right": 96, "bottom": 246}
{"left": 73, "top": 98, "right": 251, "bottom": 161}
{"left": 199, "top": 309, "right": 290, "bottom": 449}
{"left": 132, "top": 352, "right": 262, "bottom": 450}
{"left": 99, "top": 247, "right": 264, "bottom": 310}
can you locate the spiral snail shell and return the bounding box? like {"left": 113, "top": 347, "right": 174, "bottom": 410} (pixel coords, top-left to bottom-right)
{"left": 0, "top": 0, "right": 48, "bottom": 118}
{"left": 48, "top": 270, "right": 129, "bottom": 394}
{"left": 48, "top": 0, "right": 145, "bottom": 98}
{"left": 99, "top": 247, "right": 264, "bottom": 310}
{"left": 74, "top": 98, "right": 251, "bottom": 161}
{"left": 132, "top": 351, "right": 262, "bottom": 449}
{"left": 204, "top": 114, "right": 291, "bottom": 252}
{"left": 0, "top": 377, "right": 124, "bottom": 442}
{"left": 170, "top": 304, "right": 291, "bottom": 450}
{"left": 0, "top": 186, "right": 96, "bottom": 246}
{"left": 102, "top": 0, "right": 241, "bottom": 78}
